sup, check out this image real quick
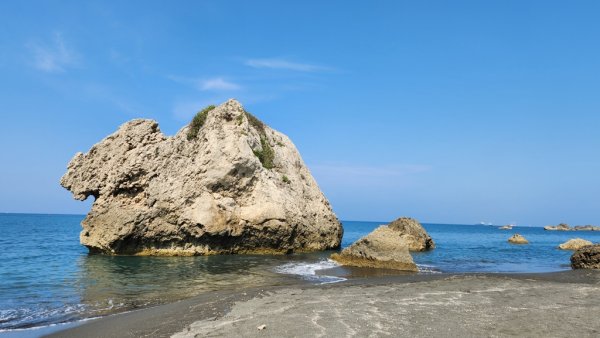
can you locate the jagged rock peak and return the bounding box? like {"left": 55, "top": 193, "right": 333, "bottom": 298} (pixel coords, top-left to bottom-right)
{"left": 60, "top": 99, "right": 343, "bottom": 255}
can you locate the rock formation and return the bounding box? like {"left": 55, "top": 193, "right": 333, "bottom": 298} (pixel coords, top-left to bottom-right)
{"left": 558, "top": 238, "right": 593, "bottom": 251}
{"left": 387, "top": 217, "right": 435, "bottom": 251}
{"left": 330, "top": 226, "right": 418, "bottom": 271}
{"left": 573, "top": 225, "right": 600, "bottom": 231}
{"left": 330, "top": 217, "right": 433, "bottom": 271}
{"left": 571, "top": 245, "right": 600, "bottom": 269}
{"left": 544, "top": 223, "right": 571, "bottom": 231}
{"left": 60, "top": 99, "right": 343, "bottom": 255}
{"left": 508, "top": 234, "right": 529, "bottom": 244}
{"left": 544, "top": 223, "right": 600, "bottom": 231}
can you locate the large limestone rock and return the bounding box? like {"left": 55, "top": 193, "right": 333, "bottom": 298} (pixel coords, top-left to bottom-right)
{"left": 558, "top": 238, "right": 593, "bottom": 251}
{"left": 387, "top": 217, "right": 435, "bottom": 251}
{"left": 571, "top": 245, "right": 600, "bottom": 269}
{"left": 330, "top": 226, "right": 417, "bottom": 271}
{"left": 60, "top": 99, "right": 342, "bottom": 255}
{"left": 508, "top": 234, "right": 529, "bottom": 244}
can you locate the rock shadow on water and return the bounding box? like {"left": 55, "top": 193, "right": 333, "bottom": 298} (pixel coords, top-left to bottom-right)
{"left": 74, "top": 253, "right": 306, "bottom": 319}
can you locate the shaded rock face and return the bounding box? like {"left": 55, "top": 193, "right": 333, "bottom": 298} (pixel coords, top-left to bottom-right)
{"left": 330, "top": 226, "right": 417, "bottom": 271}
{"left": 60, "top": 99, "right": 343, "bottom": 255}
{"left": 559, "top": 238, "right": 593, "bottom": 251}
{"left": 508, "top": 234, "right": 529, "bottom": 244}
{"left": 387, "top": 217, "right": 435, "bottom": 251}
{"left": 571, "top": 245, "right": 600, "bottom": 269}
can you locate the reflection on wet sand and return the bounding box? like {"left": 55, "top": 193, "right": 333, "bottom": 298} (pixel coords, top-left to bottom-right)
{"left": 75, "top": 253, "right": 312, "bottom": 318}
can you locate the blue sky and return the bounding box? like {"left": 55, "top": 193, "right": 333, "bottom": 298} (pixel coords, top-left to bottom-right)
{"left": 1, "top": 1, "right": 599, "bottom": 226}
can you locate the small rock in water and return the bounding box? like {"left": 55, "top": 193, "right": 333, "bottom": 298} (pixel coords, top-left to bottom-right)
{"left": 508, "top": 233, "right": 529, "bottom": 244}
{"left": 559, "top": 238, "right": 593, "bottom": 251}
{"left": 257, "top": 324, "right": 267, "bottom": 331}
{"left": 330, "top": 226, "right": 418, "bottom": 271}
{"left": 330, "top": 216, "right": 434, "bottom": 271}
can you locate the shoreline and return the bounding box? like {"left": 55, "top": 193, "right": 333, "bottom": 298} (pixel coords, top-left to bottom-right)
{"left": 44, "top": 269, "right": 600, "bottom": 338}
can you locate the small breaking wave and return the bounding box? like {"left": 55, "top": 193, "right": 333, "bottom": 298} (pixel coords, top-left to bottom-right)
{"left": 274, "top": 259, "right": 347, "bottom": 284}
{"left": 417, "top": 264, "right": 442, "bottom": 274}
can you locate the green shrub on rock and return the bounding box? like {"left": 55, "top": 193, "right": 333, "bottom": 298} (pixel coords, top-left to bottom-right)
{"left": 187, "top": 105, "right": 215, "bottom": 140}
{"left": 253, "top": 137, "right": 275, "bottom": 169}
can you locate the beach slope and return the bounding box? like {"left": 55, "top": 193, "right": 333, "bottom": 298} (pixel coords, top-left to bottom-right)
{"left": 49, "top": 271, "right": 600, "bottom": 338}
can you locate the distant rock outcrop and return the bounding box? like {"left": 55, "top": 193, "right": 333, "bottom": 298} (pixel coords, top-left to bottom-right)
{"left": 330, "top": 226, "right": 417, "bottom": 271}
{"left": 387, "top": 217, "right": 435, "bottom": 251}
{"left": 559, "top": 238, "right": 593, "bottom": 251}
{"left": 544, "top": 223, "right": 571, "bottom": 231}
{"left": 573, "top": 225, "right": 600, "bottom": 231}
{"left": 508, "top": 234, "right": 529, "bottom": 244}
{"left": 571, "top": 245, "right": 600, "bottom": 269}
{"left": 544, "top": 223, "right": 600, "bottom": 231}
{"left": 60, "top": 99, "right": 343, "bottom": 255}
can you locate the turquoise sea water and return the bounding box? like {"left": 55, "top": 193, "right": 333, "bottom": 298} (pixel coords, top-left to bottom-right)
{"left": 1, "top": 213, "right": 600, "bottom": 333}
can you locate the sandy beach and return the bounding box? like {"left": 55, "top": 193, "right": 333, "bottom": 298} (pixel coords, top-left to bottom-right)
{"left": 48, "top": 270, "right": 600, "bottom": 338}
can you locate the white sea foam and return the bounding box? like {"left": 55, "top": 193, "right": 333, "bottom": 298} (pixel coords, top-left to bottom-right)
{"left": 417, "top": 264, "right": 442, "bottom": 274}
{"left": 274, "top": 259, "right": 346, "bottom": 284}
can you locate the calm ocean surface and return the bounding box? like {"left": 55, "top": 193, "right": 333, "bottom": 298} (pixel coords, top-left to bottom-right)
{"left": 1, "top": 213, "right": 600, "bottom": 333}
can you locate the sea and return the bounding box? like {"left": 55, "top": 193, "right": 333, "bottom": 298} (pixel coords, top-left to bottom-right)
{"left": 1, "top": 213, "right": 600, "bottom": 336}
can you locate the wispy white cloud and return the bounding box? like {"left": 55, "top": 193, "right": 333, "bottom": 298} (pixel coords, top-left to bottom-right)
{"left": 27, "top": 32, "right": 79, "bottom": 73}
{"left": 199, "top": 77, "right": 240, "bottom": 91}
{"left": 245, "top": 58, "right": 328, "bottom": 72}
{"left": 168, "top": 75, "right": 241, "bottom": 91}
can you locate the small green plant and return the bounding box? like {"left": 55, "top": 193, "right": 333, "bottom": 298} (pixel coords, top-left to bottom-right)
{"left": 236, "top": 113, "right": 244, "bottom": 125}
{"left": 245, "top": 110, "right": 265, "bottom": 134}
{"left": 276, "top": 141, "right": 284, "bottom": 147}
{"left": 242, "top": 110, "right": 277, "bottom": 169}
{"left": 187, "top": 105, "right": 215, "bottom": 140}
{"left": 282, "top": 175, "right": 290, "bottom": 184}
{"left": 253, "top": 136, "right": 275, "bottom": 169}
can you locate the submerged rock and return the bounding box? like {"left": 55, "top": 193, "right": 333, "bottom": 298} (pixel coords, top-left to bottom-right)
{"left": 559, "top": 238, "right": 593, "bottom": 251}
{"left": 387, "top": 217, "right": 435, "bottom": 251}
{"left": 571, "top": 245, "right": 600, "bottom": 269}
{"left": 330, "top": 226, "right": 418, "bottom": 271}
{"left": 508, "top": 234, "right": 529, "bottom": 244}
{"left": 60, "top": 99, "right": 342, "bottom": 255}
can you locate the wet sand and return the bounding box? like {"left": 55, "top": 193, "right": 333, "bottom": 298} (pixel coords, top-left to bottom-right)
{"left": 48, "top": 270, "right": 600, "bottom": 338}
